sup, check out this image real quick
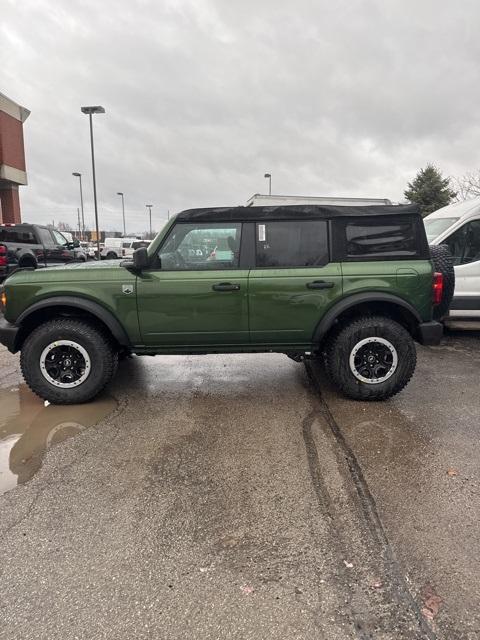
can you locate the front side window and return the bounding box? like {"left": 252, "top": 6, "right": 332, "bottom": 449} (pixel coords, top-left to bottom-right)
{"left": 442, "top": 220, "right": 480, "bottom": 265}
{"left": 156, "top": 223, "right": 242, "bottom": 270}
{"left": 52, "top": 230, "right": 68, "bottom": 245}
{"left": 255, "top": 220, "right": 328, "bottom": 268}
{"left": 345, "top": 220, "right": 417, "bottom": 258}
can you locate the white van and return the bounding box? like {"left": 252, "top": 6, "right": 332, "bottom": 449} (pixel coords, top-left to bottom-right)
{"left": 425, "top": 198, "right": 480, "bottom": 320}
{"left": 101, "top": 237, "right": 149, "bottom": 259}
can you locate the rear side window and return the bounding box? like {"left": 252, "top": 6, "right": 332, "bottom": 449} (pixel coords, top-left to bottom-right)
{"left": 37, "top": 228, "right": 55, "bottom": 246}
{"left": 255, "top": 220, "right": 329, "bottom": 268}
{"left": 344, "top": 219, "right": 418, "bottom": 259}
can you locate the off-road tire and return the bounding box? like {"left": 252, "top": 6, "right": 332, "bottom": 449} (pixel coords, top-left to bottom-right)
{"left": 429, "top": 244, "right": 455, "bottom": 320}
{"left": 20, "top": 319, "right": 118, "bottom": 405}
{"left": 325, "top": 315, "right": 416, "bottom": 401}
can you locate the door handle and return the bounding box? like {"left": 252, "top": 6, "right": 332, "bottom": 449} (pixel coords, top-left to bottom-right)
{"left": 306, "top": 280, "right": 335, "bottom": 290}
{"left": 212, "top": 282, "right": 241, "bottom": 292}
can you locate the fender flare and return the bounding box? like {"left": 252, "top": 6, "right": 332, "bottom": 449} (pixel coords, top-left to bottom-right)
{"left": 15, "top": 249, "right": 38, "bottom": 267}
{"left": 16, "top": 296, "right": 131, "bottom": 346}
{"left": 313, "top": 292, "right": 423, "bottom": 342}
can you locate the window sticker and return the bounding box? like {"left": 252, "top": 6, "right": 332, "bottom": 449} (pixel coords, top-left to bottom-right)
{"left": 258, "top": 224, "right": 266, "bottom": 242}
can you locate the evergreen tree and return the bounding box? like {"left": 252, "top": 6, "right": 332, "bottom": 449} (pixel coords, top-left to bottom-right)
{"left": 404, "top": 164, "right": 457, "bottom": 217}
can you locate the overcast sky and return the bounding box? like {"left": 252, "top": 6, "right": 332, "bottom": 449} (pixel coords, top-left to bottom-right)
{"left": 2, "top": 0, "right": 480, "bottom": 233}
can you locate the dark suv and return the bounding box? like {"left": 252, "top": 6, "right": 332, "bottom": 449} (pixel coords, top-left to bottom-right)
{"left": 0, "top": 223, "right": 80, "bottom": 281}
{"left": 0, "top": 204, "right": 448, "bottom": 405}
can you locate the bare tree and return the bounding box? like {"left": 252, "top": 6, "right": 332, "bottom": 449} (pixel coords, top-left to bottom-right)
{"left": 451, "top": 170, "right": 480, "bottom": 201}
{"left": 57, "top": 221, "right": 73, "bottom": 231}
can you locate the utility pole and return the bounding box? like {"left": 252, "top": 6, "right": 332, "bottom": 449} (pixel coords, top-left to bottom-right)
{"left": 81, "top": 105, "right": 105, "bottom": 259}
{"left": 117, "top": 192, "right": 126, "bottom": 236}
{"left": 72, "top": 172, "right": 85, "bottom": 239}
{"left": 264, "top": 173, "right": 272, "bottom": 195}
{"left": 146, "top": 204, "right": 153, "bottom": 238}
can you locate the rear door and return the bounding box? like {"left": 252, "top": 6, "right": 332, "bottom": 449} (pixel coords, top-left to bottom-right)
{"left": 248, "top": 219, "right": 342, "bottom": 345}
{"left": 136, "top": 221, "right": 249, "bottom": 346}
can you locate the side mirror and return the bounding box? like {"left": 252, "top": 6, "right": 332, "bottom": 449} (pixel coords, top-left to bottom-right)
{"left": 73, "top": 239, "right": 80, "bottom": 248}
{"left": 133, "top": 246, "right": 149, "bottom": 270}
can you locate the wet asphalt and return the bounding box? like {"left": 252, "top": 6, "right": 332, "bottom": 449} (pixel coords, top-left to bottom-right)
{"left": 0, "top": 333, "right": 479, "bottom": 640}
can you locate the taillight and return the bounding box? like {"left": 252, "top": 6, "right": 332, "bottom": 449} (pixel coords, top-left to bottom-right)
{"left": 0, "top": 244, "right": 7, "bottom": 267}
{"left": 433, "top": 271, "right": 443, "bottom": 305}
{"left": 0, "top": 289, "right": 6, "bottom": 309}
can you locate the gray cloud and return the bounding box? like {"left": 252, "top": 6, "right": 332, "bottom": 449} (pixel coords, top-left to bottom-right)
{"left": 2, "top": 0, "right": 480, "bottom": 233}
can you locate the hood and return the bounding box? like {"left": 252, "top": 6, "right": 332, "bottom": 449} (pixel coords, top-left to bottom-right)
{"left": 5, "top": 259, "right": 130, "bottom": 285}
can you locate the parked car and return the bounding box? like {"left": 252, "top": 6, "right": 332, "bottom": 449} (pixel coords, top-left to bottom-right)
{"left": 60, "top": 231, "right": 87, "bottom": 262}
{"left": 425, "top": 198, "right": 480, "bottom": 320}
{"left": 79, "top": 241, "right": 96, "bottom": 260}
{"left": 0, "top": 204, "right": 448, "bottom": 405}
{"left": 100, "top": 237, "right": 148, "bottom": 260}
{"left": 0, "top": 223, "right": 80, "bottom": 281}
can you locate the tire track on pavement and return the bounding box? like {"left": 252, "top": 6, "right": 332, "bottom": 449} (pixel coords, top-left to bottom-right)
{"left": 303, "top": 360, "right": 438, "bottom": 640}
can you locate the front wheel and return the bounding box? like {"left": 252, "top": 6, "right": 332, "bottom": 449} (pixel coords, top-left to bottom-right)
{"left": 20, "top": 319, "right": 118, "bottom": 404}
{"left": 325, "top": 315, "right": 416, "bottom": 401}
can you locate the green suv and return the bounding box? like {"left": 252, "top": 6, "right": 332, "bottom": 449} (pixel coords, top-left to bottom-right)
{"left": 0, "top": 204, "right": 444, "bottom": 404}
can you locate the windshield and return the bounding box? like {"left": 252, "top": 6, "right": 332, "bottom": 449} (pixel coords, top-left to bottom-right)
{"left": 52, "top": 230, "right": 68, "bottom": 245}
{"left": 424, "top": 217, "right": 459, "bottom": 242}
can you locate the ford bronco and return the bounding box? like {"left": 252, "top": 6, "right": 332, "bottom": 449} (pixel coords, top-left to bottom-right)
{"left": 0, "top": 204, "right": 446, "bottom": 404}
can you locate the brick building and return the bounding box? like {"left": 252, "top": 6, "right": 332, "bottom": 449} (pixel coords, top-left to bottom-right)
{"left": 0, "top": 92, "right": 30, "bottom": 224}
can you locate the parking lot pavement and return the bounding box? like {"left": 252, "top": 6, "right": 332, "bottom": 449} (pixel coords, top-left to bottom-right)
{"left": 0, "top": 334, "right": 479, "bottom": 640}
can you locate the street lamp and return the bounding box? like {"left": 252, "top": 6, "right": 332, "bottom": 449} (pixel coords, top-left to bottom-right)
{"left": 117, "top": 192, "right": 126, "bottom": 236}
{"left": 264, "top": 173, "right": 272, "bottom": 196}
{"left": 146, "top": 204, "right": 153, "bottom": 238}
{"left": 72, "top": 172, "right": 85, "bottom": 240}
{"left": 81, "top": 105, "right": 105, "bottom": 258}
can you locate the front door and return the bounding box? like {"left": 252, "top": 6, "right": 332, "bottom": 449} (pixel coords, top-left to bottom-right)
{"left": 442, "top": 219, "right": 480, "bottom": 317}
{"left": 137, "top": 221, "right": 249, "bottom": 346}
{"left": 248, "top": 219, "right": 342, "bottom": 345}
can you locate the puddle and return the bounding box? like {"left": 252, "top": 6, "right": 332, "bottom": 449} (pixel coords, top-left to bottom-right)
{"left": 0, "top": 385, "right": 117, "bottom": 496}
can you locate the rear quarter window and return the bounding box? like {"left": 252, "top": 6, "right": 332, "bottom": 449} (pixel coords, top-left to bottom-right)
{"left": 0, "top": 227, "right": 36, "bottom": 244}
{"left": 338, "top": 217, "right": 426, "bottom": 260}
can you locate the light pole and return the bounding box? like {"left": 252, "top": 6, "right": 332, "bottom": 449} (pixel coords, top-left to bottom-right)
{"left": 117, "top": 192, "right": 126, "bottom": 236}
{"left": 264, "top": 173, "right": 272, "bottom": 196}
{"left": 81, "top": 105, "right": 105, "bottom": 258}
{"left": 72, "top": 172, "right": 85, "bottom": 239}
{"left": 146, "top": 204, "right": 153, "bottom": 238}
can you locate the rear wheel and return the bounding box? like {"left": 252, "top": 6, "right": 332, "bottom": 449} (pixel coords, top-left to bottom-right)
{"left": 18, "top": 257, "right": 37, "bottom": 269}
{"left": 106, "top": 252, "right": 117, "bottom": 260}
{"left": 20, "top": 319, "right": 118, "bottom": 404}
{"left": 325, "top": 315, "right": 416, "bottom": 401}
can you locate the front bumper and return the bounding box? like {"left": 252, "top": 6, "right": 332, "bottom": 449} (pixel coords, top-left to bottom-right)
{"left": 417, "top": 320, "right": 443, "bottom": 346}
{"left": 0, "top": 314, "right": 19, "bottom": 353}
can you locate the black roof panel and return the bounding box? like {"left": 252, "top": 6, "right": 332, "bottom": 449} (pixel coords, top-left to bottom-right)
{"left": 175, "top": 204, "right": 420, "bottom": 223}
